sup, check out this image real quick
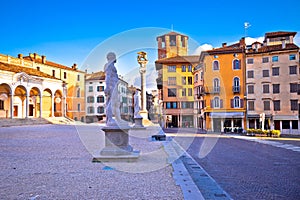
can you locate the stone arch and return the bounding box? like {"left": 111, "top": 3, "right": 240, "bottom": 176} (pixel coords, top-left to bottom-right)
{"left": 13, "top": 85, "right": 27, "bottom": 118}
{"left": 0, "top": 83, "right": 12, "bottom": 118}
{"left": 54, "top": 89, "right": 63, "bottom": 117}
{"left": 29, "top": 87, "right": 41, "bottom": 118}
{"left": 42, "top": 88, "right": 53, "bottom": 117}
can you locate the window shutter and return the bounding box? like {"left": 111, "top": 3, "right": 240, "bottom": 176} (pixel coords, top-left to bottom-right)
{"left": 230, "top": 99, "right": 234, "bottom": 108}
{"left": 240, "top": 99, "right": 244, "bottom": 108}
{"left": 220, "top": 99, "right": 223, "bottom": 108}
{"left": 210, "top": 100, "right": 214, "bottom": 108}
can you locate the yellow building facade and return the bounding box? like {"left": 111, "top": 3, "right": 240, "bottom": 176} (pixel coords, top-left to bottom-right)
{"left": 200, "top": 39, "right": 246, "bottom": 132}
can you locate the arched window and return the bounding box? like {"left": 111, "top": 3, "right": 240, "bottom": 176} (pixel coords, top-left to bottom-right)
{"left": 214, "top": 97, "right": 220, "bottom": 108}
{"left": 213, "top": 60, "right": 219, "bottom": 70}
{"left": 213, "top": 78, "right": 220, "bottom": 93}
{"left": 234, "top": 96, "right": 240, "bottom": 108}
{"left": 97, "top": 96, "right": 105, "bottom": 103}
{"left": 233, "top": 59, "right": 240, "bottom": 70}
{"left": 87, "top": 96, "right": 94, "bottom": 103}
{"left": 233, "top": 77, "right": 240, "bottom": 92}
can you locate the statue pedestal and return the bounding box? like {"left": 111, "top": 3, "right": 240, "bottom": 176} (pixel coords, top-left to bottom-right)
{"left": 93, "top": 125, "right": 139, "bottom": 162}
{"left": 133, "top": 117, "right": 145, "bottom": 129}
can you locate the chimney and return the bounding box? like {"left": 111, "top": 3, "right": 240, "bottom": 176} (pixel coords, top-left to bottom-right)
{"left": 239, "top": 37, "right": 246, "bottom": 48}
{"left": 41, "top": 55, "right": 46, "bottom": 64}
{"left": 222, "top": 43, "right": 227, "bottom": 47}
{"left": 72, "top": 63, "right": 77, "bottom": 70}
{"left": 18, "top": 54, "right": 23, "bottom": 59}
{"left": 281, "top": 39, "right": 286, "bottom": 49}
{"left": 34, "top": 53, "right": 38, "bottom": 59}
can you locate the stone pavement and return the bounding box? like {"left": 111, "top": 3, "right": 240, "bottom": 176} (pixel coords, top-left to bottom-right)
{"left": 0, "top": 124, "right": 204, "bottom": 200}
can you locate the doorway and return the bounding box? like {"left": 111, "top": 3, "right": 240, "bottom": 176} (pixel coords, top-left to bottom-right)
{"left": 29, "top": 104, "right": 34, "bottom": 117}
{"left": 13, "top": 105, "right": 18, "bottom": 117}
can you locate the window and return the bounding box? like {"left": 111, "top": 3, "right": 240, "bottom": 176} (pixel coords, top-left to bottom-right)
{"left": 289, "top": 54, "right": 296, "bottom": 60}
{"left": 168, "top": 65, "right": 176, "bottom": 72}
{"left": 64, "top": 72, "right": 67, "bottom": 79}
{"left": 233, "top": 59, "right": 240, "bottom": 69}
{"left": 264, "top": 101, "right": 270, "bottom": 111}
{"left": 247, "top": 70, "right": 254, "bottom": 78}
{"left": 213, "top": 60, "right": 219, "bottom": 70}
{"left": 168, "top": 88, "right": 177, "bottom": 97}
{"left": 170, "top": 35, "right": 176, "bottom": 46}
{"left": 97, "top": 96, "right": 105, "bottom": 103}
{"left": 181, "top": 65, "right": 186, "bottom": 72}
{"left": 213, "top": 78, "right": 220, "bottom": 93}
{"left": 247, "top": 85, "right": 254, "bottom": 94}
{"left": 37, "top": 67, "right": 40, "bottom": 71}
{"left": 233, "top": 96, "right": 240, "bottom": 108}
{"left": 77, "top": 88, "right": 80, "bottom": 97}
{"left": 77, "top": 74, "right": 80, "bottom": 81}
{"left": 188, "top": 88, "right": 192, "bottom": 96}
{"left": 273, "top": 84, "right": 280, "bottom": 94}
{"left": 188, "top": 65, "right": 192, "bottom": 72}
{"left": 289, "top": 65, "right": 297, "bottom": 74}
{"left": 248, "top": 101, "right": 254, "bottom": 111}
{"left": 195, "top": 74, "right": 198, "bottom": 82}
{"left": 188, "top": 77, "right": 192, "bottom": 85}
{"left": 262, "top": 70, "right": 269, "bottom": 77}
{"left": 182, "top": 77, "right": 186, "bottom": 85}
{"left": 233, "top": 77, "right": 240, "bottom": 92}
{"left": 272, "top": 67, "right": 279, "bottom": 76}
{"left": 0, "top": 100, "right": 4, "bottom": 110}
{"left": 273, "top": 100, "right": 280, "bottom": 111}
{"left": 97, "top": 86, "right": 104, "bottom": 92}
{"left": 262, "top": 57, "right": 269, "bottom": 63}
{"left": 200, "top": 72, "right": 203, "bottom": 80}
{"left": 168, "top": 77, "right": 176, "bottom": 85}
{"left": 89, "top": 86, "right": 93, "bottom": 92}
{"left": 247, "top": 58, "right": 254, "bottom": 64}
{"left": 182, "top": 88, "right": 186, "bottom": 96}
{"left": 290, "top": 83, "right": 298, "bottom": 93}
{"left": 291, "top": 100, "right": 298, "bottom": 111}
{"left": 263, "top": 84, "right": 269, "bottom": 93}
{"left": 52, "top": 70, "right": 55, "bottom": 77}
{"left": 77, "top": 104, "right": 81, "bottom": 112}
{"left": 88, "top": 106, "right": 94, "bottom": 114}
{"left": 97, "top": 106, "right": 104, "bottom": 114}
{"left": 272, "top": 56, "right": 278, "bottom": 62}
{"left": 87, "top": 96, "right": 95, "bottom": 103}
{"left": 282, "top": 120, "right": 290, "bottom": 129}
{"left": 213, "top": 97, "right": 220, "bottom": 108}
{"left": 292, "top": 120, "right": 298, "bottom": 129}
{"left": 182, "top": 102, "right": 193, "bottom": 109}
{"left": 166, "top": 102, "right": 177, "bottom": 109}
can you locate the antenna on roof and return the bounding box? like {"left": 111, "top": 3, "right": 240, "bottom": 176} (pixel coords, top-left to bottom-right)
{"left": 244, "top": 22, "right": 251, "bottom": 37}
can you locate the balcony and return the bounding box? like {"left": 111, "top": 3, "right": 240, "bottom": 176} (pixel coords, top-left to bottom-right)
{"left": 232, "top": 86, "right": 240, "bottom": 93}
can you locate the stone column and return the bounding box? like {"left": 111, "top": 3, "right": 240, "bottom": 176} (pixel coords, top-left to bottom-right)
{"left": 51, "top": 94, "right": 54, "bottom": 117}
{"left": 137, "top": 51, "right": 148, "bottom": 119}
{"left": 25, "top": 93, "right": 29, "bottom": 118}
{"left": 10, "top": 93, "right": 13, "bottom": 119}
{"left": 39, "top": 94, "right": 42, "bottom": 118}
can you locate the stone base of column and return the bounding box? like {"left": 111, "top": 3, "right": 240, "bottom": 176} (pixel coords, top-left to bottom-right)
{"left": 92, "top": 125, "right": 139, "bottom": 162}
{"left": 133, "top": 117, "right": 146, "bottom": 129}
{"left": 139, "top": 110, "right": 153, "bottom": 126}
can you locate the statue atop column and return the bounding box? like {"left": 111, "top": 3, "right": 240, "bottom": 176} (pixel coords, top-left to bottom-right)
{"left": 104, "top": 52, "right": 124, "bottom": 126}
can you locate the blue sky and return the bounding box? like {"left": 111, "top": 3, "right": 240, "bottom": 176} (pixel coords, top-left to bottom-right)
{"left": 1, "top": 0, "right": 300, "bottom": 85}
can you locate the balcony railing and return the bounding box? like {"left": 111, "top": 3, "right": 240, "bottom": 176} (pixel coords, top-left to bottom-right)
{"left": 232, "top": 86, "right": 240, "bottom": 93}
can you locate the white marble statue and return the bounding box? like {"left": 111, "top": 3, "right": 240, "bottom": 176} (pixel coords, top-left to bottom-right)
{"left": 104, "top": 52, "right": 123, "bottom": 126}
{"left": 134, "top": 90, "right": 142, "bottom": 118}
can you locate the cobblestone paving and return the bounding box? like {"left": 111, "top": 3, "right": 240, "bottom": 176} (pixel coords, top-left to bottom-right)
{"left": 0, "top": 125, "right": 183, "bottom": 200}
{"left": 187, "top": 137, "right": 300, "bottom": 200}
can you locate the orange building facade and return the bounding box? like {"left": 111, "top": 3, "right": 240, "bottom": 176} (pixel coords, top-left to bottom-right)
{"left": 200, "top": 39, "right": 246, "bottom": 132}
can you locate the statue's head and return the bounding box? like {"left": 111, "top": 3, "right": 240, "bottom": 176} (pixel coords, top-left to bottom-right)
{"left": 106, "top": 52, "right": 117, "bottom": 63}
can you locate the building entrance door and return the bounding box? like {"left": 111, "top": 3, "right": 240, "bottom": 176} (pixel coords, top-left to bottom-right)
{"left": 29, "top": 105, "right": 34, "bottom": 117}
{"left": 213, "top": 118, "right": 221, "bottom": 132}
{"left": 13, "top": 105, "right": 18, "bottom": 117}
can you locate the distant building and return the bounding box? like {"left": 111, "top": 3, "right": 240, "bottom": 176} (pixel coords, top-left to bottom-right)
{"left": 193, "top": 63, "right": 205, "bottom": 129}
{"left": 245, "top": 31, "right": 300, "bottom": 134}
{"left": 155, "top": 31, "right": 199, "bottom": 128}
{"left": 0, "top": 53, "right": 86, "bottom": 121}
{"left": 85, "top": 71, "right": 106, "bottom": 123}
{"left": 118, "top": 76, "right": 130, "bottom": 121}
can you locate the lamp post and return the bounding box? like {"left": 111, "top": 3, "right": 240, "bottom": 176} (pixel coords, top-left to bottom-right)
{"left": 137, "top": 51, "right": 148, "bottom": 119}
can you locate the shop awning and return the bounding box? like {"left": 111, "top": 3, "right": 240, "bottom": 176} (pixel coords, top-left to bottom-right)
{"left": 273, "top": 115, "right": 298, "bottom": 120}
{"left": 209, "top": 112, "right": 244, "bottom": 118}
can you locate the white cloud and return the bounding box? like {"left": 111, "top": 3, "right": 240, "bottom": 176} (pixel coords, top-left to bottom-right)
{"left": 192, "top": 44, "right": 213, "bottom": 55}
{"left": 294, "top": 32, "right": 300, "bottom": 46}
{"left": 245, "top": 36, "right": 264, "bottom": 45}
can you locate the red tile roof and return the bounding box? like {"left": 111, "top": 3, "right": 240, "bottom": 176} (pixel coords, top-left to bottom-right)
{"left": 265, "top": 31, "right": 297, "bottom": 38}
{"left": 0, "top": 61, "right": 60, "bottom": 79}
{"left": 155, "top": 55, "right": 199, "bottom": 64}
{"left": 247, "top": 43, "right": 299, "bottom": 54}
{"left": 85, "top": 71, "right": 105, "bottom": 80}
